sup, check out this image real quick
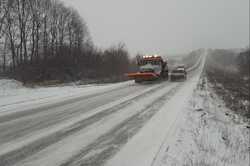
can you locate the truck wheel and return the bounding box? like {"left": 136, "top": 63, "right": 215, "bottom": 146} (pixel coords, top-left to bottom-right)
{"left": 135, "top": 79, "right": 142, "bottom": 83}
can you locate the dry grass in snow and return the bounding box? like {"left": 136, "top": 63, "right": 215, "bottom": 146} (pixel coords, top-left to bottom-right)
{"left": 155, "top": 74, "right": 249, "bottom": 166}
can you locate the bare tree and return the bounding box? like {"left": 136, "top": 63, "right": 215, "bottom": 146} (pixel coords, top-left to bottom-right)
{"left": 0, "top": 0, "right": 132, "bottom": 83}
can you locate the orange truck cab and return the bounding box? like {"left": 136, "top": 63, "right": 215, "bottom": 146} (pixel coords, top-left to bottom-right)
{"left": 126, "top": 55, "right": 168, "bottom": 83}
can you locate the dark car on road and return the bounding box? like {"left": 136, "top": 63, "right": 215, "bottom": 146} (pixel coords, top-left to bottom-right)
{"left": 170, "top": 67, "right": 187, "bottom": 81}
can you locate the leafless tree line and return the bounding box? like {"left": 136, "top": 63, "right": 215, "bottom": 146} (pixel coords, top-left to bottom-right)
{"left": 0, "top": 0, "right": 89, "bottom": 68}
{"left": 0, "top": 0, "right": 134, "bottom": 83}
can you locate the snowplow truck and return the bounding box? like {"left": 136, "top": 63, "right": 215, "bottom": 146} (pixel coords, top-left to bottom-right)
{"left": 126, "top": 55, "right": 168, "bottom": 83}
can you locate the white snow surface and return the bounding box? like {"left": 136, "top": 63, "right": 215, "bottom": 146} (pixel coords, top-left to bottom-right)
{"left": 0, "top": 79, "right": 133, "bottom": 113}
{"left": 0, "top": 80, "right": 157, "bottom": 157}
{"left": 15, "top": 82, "right": 179, "bottom": 166}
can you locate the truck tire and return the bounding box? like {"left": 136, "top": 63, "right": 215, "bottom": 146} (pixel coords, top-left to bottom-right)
{"left": 135, "top": 79, "right": 142, "bottom": 83}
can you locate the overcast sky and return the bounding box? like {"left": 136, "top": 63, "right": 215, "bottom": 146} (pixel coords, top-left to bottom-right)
{"left": 61, "top": 0, "right": 249, "bottom": 55}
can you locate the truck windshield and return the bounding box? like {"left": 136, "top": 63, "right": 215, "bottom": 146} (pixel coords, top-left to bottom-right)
{"left": 139, "top": 63, "right": 161, "bottom": 73}
{"left": 140, "top": 60, "right": 161, "bottom": 66}
{"left": 173, "top": 70, "right": 185, "bottom": 73}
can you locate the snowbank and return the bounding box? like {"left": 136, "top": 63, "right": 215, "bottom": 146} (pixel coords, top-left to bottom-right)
{"left": 0, "top": 79, "right": 24, "bottom": 94}
{"left": 0, "top": 80, "right": 133, "bottom": 113}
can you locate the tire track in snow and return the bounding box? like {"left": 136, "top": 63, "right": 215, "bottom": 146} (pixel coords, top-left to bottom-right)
{"left": 0, "top": 82, "right": 169, "bottom": 166}
{"left": 0, "top": 84, "right": 145, "bottom": 145}
{"left": 60, "top": 83, "right": 183, "bottom": 166}
{"left": 0, "top": 83, "right": 133, "bottom": 123}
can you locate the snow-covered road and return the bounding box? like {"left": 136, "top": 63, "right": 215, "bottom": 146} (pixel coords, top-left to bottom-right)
{"left": 0, "top": 54, "right": 205, "bottom": 166}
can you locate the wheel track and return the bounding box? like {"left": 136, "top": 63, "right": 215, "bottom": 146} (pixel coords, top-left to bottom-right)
{"left": 0, "top": 83, "right": 134, "bottom": 123}
{"left": 60, "top": 83, "right": 183, "bottom": 166}
{"left": 0, "top": 84, "right": 145, "bottom": 145}
{"left": 0, "top": 82, "right": 169, "bottom": 166}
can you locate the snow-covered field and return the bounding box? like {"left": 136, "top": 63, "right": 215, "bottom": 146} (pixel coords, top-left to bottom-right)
{"left": 152, "top": 75, "right": 249, "bottom": 166}
{"left": 0, "top": 51, "right": 248, "bottom": 166}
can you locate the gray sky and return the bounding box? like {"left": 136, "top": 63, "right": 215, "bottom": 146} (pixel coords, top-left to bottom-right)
{"left": 62, "top": 0, "right": 249, "bottom": 55}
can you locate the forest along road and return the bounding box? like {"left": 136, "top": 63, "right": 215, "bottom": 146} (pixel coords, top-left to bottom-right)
{"left": 0, "top": 55, "right": 205, "bottom": 166}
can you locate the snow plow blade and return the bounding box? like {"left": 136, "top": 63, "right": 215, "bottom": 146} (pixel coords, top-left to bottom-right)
{"left": 126, "top": 72, "right": 159, "bottom": 82}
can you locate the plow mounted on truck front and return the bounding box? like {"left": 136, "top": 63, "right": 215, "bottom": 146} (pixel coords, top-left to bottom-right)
{"left": 126, "top": 72, "right": 159, "bottom": 83}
